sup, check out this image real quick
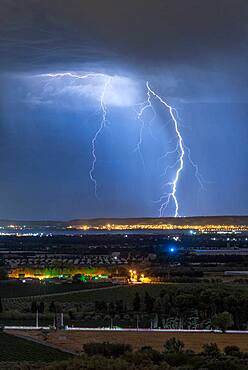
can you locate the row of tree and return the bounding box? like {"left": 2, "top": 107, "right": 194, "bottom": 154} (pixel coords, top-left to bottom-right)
{"left": 93, "top": 285, "right": 248, "bottom": 329}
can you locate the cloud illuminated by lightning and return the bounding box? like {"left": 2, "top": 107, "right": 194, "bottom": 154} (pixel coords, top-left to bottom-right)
{"left": 41, "top": 72, "right": 112, "bottom": 198}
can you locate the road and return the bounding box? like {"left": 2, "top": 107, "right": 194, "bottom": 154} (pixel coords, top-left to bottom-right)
{"left": 4, "top": 326, "right": 248, "bottom": 334}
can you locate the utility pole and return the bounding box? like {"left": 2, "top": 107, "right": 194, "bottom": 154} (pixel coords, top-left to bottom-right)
{"left": 136, "top": 314, "right": 139, "bottom": 330}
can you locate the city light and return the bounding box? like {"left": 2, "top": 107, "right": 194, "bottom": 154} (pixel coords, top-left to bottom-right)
{"left": 67, "top": 223, "right": 248, "bottom": 232}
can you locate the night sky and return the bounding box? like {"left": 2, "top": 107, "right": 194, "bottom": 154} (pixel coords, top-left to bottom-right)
{"left": 0, "top": 0, "right": 247, "bottom": 220}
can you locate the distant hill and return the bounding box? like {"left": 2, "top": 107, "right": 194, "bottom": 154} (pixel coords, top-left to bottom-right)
{"left": 68, "top": 216, "right": 248, "bottom": 227}
{"left": 0, "top": 216, "right": 247, "bottom": 228}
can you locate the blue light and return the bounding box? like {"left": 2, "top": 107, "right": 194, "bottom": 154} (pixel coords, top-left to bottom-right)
{"left": 170, "top": 247, "right": 175, "bottom": 252}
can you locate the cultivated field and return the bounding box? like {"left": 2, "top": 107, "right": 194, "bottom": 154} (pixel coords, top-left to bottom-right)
{"left": 0, "top": 280, "right": 113, "bottom": 299}
{"left": 2, "top": 283, "right": 168, "bottom": 311}
{"left": 9, "top": 329, "right": 248, "bottom": 354}
{"left": 0, "top": 332, "right": 71, "bottom": 362}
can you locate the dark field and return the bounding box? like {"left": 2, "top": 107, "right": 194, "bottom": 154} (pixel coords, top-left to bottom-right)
{"left": 0, "top": 280, "right": 113, "bottom": 299}
{"left": 0, "top": 332, "right": 71, "bottom": 362}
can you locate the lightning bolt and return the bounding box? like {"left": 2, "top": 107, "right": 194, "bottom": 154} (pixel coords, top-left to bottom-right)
{"left": 42, "top": 72, "right": 106, "bottom": 80}
{"left": 146, "top": 82, "right": 184, "bottom": 217}
{"left": 137, "top": 81, "right": 204, "bottom": 217}
{"left": 40, "top": 72, "right": 111, "bottom": 198}
{"left": 89, "top": 76, "right": 112, "bottom": 198}
{"left": 134, "top": 86, "right": 156, "bottom": 173}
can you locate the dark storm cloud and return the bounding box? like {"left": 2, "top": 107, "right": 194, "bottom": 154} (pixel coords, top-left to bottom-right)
{"left": 0, "top": 0, "right": 248, "bottom": 72}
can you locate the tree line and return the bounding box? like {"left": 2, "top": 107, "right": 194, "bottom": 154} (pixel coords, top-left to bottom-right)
{"left": 93, "top": 285, "right": 248, "bottom": 330}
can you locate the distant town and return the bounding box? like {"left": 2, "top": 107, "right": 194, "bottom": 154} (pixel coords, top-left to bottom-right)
{"left": 0, "top": 216, "right": 247, "bottom": 283}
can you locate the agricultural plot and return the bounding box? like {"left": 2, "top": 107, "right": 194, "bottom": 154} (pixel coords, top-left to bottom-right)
{"left": 0, "top": 332, "right": 72, "bottom": 362}
{"left": 2, "top": 284, "right": 171, "bottom": 317}
{"left": 0, "top": 280, "right": 113, "bottom": 299}
{"left": 13, "top": 329, "right": 248, "bottom": 353}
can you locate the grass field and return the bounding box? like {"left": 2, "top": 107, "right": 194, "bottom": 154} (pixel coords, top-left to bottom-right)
{"left": 2, "top": 283, "right": 168, "bottom": 311}
{"left": 11, "top": 329, "right": 248, "bottom": 354}
{"left": 0, "top": 280, "right": 113, "bottom": 299}
{"left": 0, "top": 332, "right": 72, "bottom": 362}
{"left": 44, "top": 283, "right": 138, "bottom": 303}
